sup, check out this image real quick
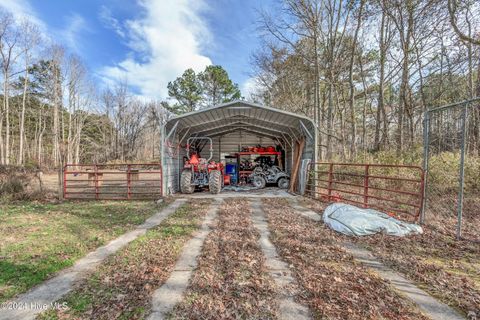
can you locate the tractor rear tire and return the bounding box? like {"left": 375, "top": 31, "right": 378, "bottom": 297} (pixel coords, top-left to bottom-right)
{"left": 180, "top": 170, "right": 194, "bottom": 194}
{"left": 209, "top": 170, "right": 222, "bottom": 194}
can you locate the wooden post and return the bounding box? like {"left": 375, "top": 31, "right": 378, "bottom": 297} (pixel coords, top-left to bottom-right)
{"left": 289, "top": 137, "right": 305, "bottom": 193}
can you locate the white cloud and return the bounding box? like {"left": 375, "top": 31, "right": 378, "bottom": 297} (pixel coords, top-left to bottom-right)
{"left": 0, "top": 0, "right": 88, "bottom": 55}
{"left": 60, "top": 13, "right": 89, "bottom": 53}
{"left": 98, "top": 5, "right": 125, "bottom": 38}
{"left": 99, "top": 0, "right": 212, "bottom": 99}
{"left": 0, "top": 0, "right": 47, "bottom": 31}
{"left": 241, "top": 76, "right": 261, "bottom": 101}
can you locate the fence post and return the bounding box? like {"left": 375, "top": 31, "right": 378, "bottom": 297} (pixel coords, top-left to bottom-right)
{"left": 328, "top": 163, "right": 333, "bottom": 201}
{"left": 364, "top": 165, "right": 369, "bottom": 208}
{"left": 58, "top": 165, "right": 64, "bottom": 201}
{"left": 456, "top": 103, "right": 468, "bottom": 240}
{"left": 159, "top": 163, "right": 162, "bottom": 197}
{"left": 127, "top": 164, "right": 131, "bottom": 200}
{"left": 421, "top": 111, "right": 430, "bottom": 224}
{"left": 94, "top": 164, "right": 99, "bottom": 200}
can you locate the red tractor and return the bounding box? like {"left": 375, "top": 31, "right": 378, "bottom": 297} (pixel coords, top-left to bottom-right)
{"left": 180, "top": 137, "right": 223, "bottom": 194}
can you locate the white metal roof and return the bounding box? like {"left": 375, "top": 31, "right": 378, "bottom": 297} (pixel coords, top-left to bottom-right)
{"left": 165, "top": 100, "right": 315, "bottom": 142}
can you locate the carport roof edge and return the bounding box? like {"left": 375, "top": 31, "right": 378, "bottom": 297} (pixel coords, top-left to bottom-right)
{"left": 164, "top": 100, "right": 316, "bottom": 140}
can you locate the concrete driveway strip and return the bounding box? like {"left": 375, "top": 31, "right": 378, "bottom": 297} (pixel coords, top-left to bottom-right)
{"left": 147, "top": 198, "right": 223, "bottom": 320}
{"left": 342, "top": 242, "right": 465, "bottom": 320}
{"left": 251, "top": 199, "right": 311, "bottom": 320}
{"left": 0, "top": 198, "right": 187, "bottom": 320}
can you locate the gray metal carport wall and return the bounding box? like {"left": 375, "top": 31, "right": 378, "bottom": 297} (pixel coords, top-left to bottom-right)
{"left": 161, "top": 100, "right": 317, "bottom": 196}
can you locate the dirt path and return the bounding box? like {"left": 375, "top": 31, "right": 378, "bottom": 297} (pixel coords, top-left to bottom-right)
{"left": 263, "top": 198, "right": 429, "bottom": 320}
{"left": 298, "top": 196, "right": 475, "bottom": 318}
{"left": 250, "top": 199, "right": 310, "bottom": 320}
{"left": 353, "top": 224, "right": 479, "bottom": 318}
{"left": 169, "top": 198, "right": 278, "bottom": 319}
{"left": 147, "top": 198, "right": 222, "bottom": 319}
{"left": 343, "top": 242, "right": 464, "bottom": 320}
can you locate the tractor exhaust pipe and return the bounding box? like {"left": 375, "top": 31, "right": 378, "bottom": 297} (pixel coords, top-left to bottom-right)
{"left": 186, "top": 137, "right": 213, "bottom": 161}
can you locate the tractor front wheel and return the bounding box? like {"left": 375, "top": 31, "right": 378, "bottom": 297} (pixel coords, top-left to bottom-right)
{"left": 209, "top": 170, "right": 222, "bottom": 194}
{"left": 180, "top": 170, "right": 194, "bottom": 194}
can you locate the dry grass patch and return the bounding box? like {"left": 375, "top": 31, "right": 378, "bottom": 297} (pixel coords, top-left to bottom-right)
{"left": 263, "top": 198, "right": 428, "bottom": 320}
{"left": 296, "top": 196, "right": 328, "bottom": 213}
{"left": 354, "top": 215, "right": 480, "bottom": 317}
{"left": 169, "top": 198, "right": 278, "bottom": 320}
{"left": 300, "top": 196, "right": 480, "bottom": 317}
{"left": 37, "top": 199, "right": 211, "bottom": 320}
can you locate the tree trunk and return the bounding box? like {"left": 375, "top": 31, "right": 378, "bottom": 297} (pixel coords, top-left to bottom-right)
{"left": 4, "top": 75, "right": 10, "bottom": 165}
{"left": 347, "top": 0, "right": 364, "bottom": 159}
{"left": 375, "top": 10, "right": 387, "bottom": 151}
{"left": 0, "top": 116, "right": 4, "bottom": 165}
{"left": 397, "top": 6, "right": 413, "bottom": 155}
{"left": 18, "top": 57, "right": 29, "bottom": 165}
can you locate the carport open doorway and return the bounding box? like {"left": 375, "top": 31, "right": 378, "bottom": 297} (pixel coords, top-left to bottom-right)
{"left": 162, "top": 100, "right": 316, "bottom": 196}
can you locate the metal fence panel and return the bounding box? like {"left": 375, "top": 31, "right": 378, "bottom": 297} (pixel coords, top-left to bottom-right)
{"left": 63, "top": 163, "right": 162, "bottom": 200}
{"left": 305, "top": 162, "right": 424, "bottom": 221}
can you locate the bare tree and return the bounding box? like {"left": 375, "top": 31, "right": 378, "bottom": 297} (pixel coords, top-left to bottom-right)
{"left": 448, "top": 0, "right": 480, "bottom": 46}
{"left": 17, "top": 20, "right": 40, "bottom": 165}
{"left": 0, "top": 11, "right": 21, "bottom": 165}
{"left": 45, "top": 45, "right": 65, "bottom": 167}
{"left": 347, "top": 0, "right": 365, "bottom": 158}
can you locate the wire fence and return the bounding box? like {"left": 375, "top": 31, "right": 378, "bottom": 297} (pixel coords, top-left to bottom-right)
{"left": 422, "top": 98, "right": 480, "bottom": 241}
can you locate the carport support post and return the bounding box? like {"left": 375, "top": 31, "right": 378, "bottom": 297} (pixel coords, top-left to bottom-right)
{"left": 160, "top": 124, "right": 167, "bottom": 197}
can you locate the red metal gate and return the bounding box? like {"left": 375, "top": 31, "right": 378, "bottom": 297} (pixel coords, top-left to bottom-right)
{"left": 305, "top": 162, "right": 424, "bottom": 221}
{"left": 63, "top": 163, "right": 162, "bottom": 200}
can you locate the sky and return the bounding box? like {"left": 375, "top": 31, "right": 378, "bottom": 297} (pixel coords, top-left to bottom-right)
{"left": 0, "top": 0, "right": 274, "bottom": 100}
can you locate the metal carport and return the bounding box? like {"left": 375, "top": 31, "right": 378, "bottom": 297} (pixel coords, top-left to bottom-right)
{"left": 161, "top": 100, "right": 316, "bottom": 195}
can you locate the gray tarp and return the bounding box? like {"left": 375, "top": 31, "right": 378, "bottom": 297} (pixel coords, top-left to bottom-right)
{"left": 323, "top": 203, "right": 423, "bottom": 236}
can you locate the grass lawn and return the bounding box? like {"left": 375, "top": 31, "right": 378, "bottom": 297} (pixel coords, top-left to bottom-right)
{"left": 38, "top": 199, "right": 211, "bottom": 320}
{"left": 0, "top": 200, "right": 168, "bottom": 303}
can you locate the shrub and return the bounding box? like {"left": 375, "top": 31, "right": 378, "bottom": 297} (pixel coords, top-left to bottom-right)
{"left": 0, "top": 176, "right": 25, "bottom": 194}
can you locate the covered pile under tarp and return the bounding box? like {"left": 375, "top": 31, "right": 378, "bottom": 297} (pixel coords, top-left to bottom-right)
{"left": 323, "top": 203, "right": 423, "bottom": 237}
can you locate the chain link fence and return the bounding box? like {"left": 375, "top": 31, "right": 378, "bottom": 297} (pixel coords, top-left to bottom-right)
{"left": 422, "top": 98, "right": 480, "bottom": 241}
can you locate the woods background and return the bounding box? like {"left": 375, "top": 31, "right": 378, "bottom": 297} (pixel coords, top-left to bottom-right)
{"left": 0, "top": 0, "right": 479, "bottom": 169}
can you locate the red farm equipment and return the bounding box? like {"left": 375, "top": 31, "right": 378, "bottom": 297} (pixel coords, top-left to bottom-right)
{"left": 180, "top": 137, "right": 223, "bottom": 194}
